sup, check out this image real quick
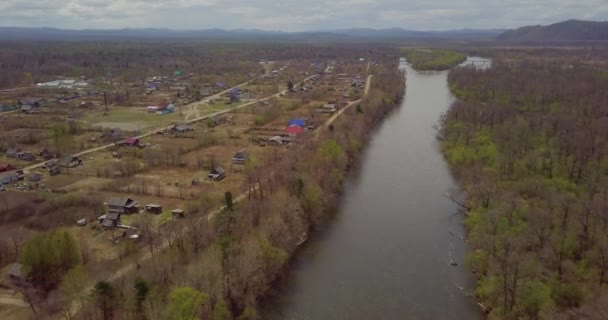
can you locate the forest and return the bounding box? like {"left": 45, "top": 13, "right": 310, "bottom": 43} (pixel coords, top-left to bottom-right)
{"left": 441, "top": 52, "right": 608, "bottom": 319}
{"left": 401, "top": 48, "right": 466, "bottom": 71}
{"left": 0, "top": 42, "right": 388, "bottom": 89}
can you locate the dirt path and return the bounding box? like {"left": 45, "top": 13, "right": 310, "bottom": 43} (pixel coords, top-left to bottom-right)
{"left": 0, "top": 294, "right": 28, "bottom": 307}
{"left": 318, "top": 75, "right": 373, "bottom": 136}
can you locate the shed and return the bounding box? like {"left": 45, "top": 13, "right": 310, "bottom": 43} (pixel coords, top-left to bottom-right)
{"left": 266, "top": 136, "right": 287, "bottom": 146}
{"left": 232, "top": 149, "right": 248, "bottom": 164}
{"left": 59, "top": 156, "right": 82, "bottom": 168}
{"left": 8, "top": 263, "right": 28, "bottom": 287}
{"left": 101, "top": 212, "right": 121, "bottom": 228}
{"left": 121, "top": 137, "right": 140, "bottom": 147}
{"left": 29, "top": 172, "right": 42, "bottom": 182}
{"left": 172, "top": 209, "right": 185, "bottom": 219}
{"left": 6, "top": 148, "right": 21, "bottom": 158}
{"left": 208, "top": 166, "right": 226, "bottom": 181}
{"left": 145, "top": 204, "right": 163, "bottom": 214}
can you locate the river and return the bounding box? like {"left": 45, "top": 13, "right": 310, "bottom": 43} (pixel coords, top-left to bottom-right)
{"left": 262, "top": 57, "right": 490, "bottom": 320}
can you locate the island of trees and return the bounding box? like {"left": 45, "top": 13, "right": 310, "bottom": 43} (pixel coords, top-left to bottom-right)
{"left": 401, "top": 48, "right": 466, "bottom": 71}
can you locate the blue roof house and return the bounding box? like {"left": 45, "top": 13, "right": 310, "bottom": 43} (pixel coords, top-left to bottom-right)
{"left": 288, "top": 119, "right": 306, "bottom": 127}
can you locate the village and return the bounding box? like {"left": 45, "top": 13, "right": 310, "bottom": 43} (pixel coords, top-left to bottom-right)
{"left": 0, "top": 56, "right": 372, "bottom": 305}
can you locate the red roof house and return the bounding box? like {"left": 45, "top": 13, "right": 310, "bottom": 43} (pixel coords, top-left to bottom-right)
{"left": 0, "top": 163, "right": 16, "bottom": 173}
{"left": 285, "top": 125, "right": 303, "bottom": 136}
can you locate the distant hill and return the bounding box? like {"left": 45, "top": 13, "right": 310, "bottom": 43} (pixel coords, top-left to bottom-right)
{"left": 497, "top": 19, "right": 608, "bottom": 41}
{"left": 0, "top": 26, "right": 505, "bottom": 42}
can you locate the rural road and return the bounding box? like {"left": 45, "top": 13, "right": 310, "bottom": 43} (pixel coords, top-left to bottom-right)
{"left": 23, "top": 74, "right": 318, "bottom": 173}
{"left": 0, "top": 294, "right": 28, "bottom": 307}
{"left": 53, "top": 72, "right": 370, "bottom": 318}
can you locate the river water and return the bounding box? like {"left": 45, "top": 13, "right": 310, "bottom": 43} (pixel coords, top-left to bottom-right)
{"left": 262, "top": 57, "right": 490, "bottom": 320}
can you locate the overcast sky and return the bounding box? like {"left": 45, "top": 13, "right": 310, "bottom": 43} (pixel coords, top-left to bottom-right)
{"left": 1, "top": 0, "right": 607, "bottom": 31}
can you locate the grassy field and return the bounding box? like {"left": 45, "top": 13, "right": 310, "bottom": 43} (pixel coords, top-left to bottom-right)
{"left": 401, "top": 48, "right": 467, "bottom": 71}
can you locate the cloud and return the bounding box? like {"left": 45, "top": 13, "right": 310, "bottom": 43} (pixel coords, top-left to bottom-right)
{"left": 0, "top": 0, "right": 607, "bottom": 30}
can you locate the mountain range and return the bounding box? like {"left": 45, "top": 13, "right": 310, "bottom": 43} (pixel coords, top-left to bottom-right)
{"left": 497, "top": 19, "right": 608, "bottom": 41}
{"left": 0, "top": 26, "right": 505, "bottom": 41}
{"left": 1, "top": 20, "right": 607, "bottom": 42}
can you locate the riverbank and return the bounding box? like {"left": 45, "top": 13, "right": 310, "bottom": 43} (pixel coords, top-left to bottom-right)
{"left": 440, "top": 53, "right": 608, "bottom": 319}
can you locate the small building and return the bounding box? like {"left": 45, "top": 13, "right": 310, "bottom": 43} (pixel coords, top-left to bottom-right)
{"left": 59, "top": 156, "right": 82, "bottom": 168}
{"left": 285, "top": 125, "right": 303, "bottom": 136}
{"left": 266, "top": 135, "right": 288, "bottom": 146}
{"left": 0, "top": 163, "right": 16, "bottom": 173}
{"left": 200, "top": 87, "right": 214, "bottom": 97}
{"left": 288, "top": 119, "right": 306, "bottom": 127}
{"left": 232, "top": 149, "right": 248, "bottom": 165}
{"left": 121, "top": 137, "right": 141, "bottom": 147}
{"left": 100, "top": 212, "right": 121, "bottom": 229}
{"left": 208, "top": 166, "right": 226, "bottom": 181}
{"left": 49, "top": 166, "right": 61, "bottom": 176}
{"left": 8, "top": 263, "right": 28, "bottom": 287}
{"left": 147, "top": 101, "right": 174, "bottom": 113}
{"left": 319, "top": 103, "right": 337, "bottom": 113}
{"left": 0, "top": 170, "right": 23, "bottom": 185}
{"left": 39, "top": 148, "right": 56, "bottom": 160}
{"left": 29, "top": 172, "right": 42, "bottom": 182}
{"left": 145, "top": 204, "right": 163, "bottom": 214}
{"left": 16, "top": 152, "right": 36, "bottom": 162}
{"left": 171, "top": 124, "right": 194, "bottom": 134}
{"left": 6, "top": 148, "right": 21, "bottom": 158}
{"left": 107, "top": 197, "right": 139, "bottom": 214}
{"left": 172, "top": 209, "right": 185, "bottom": 219}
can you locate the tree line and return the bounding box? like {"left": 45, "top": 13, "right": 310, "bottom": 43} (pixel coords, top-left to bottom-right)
{"left": 441, "top": 54, "right": 608, "bottom": 319}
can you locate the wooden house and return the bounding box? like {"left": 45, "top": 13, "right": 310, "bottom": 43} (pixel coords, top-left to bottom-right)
{"left": 232, "top": 149, "right": 248, "bottom": 164}
{"left": 208, "top": 166, "right": 226, "bottom": 181}
{"left": 107, "top": 197, "right": 139, "bottom": 214}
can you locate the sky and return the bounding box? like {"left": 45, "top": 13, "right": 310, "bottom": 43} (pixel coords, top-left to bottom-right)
{"left": 1, "top": 0, "right": 607, "bottom": 31}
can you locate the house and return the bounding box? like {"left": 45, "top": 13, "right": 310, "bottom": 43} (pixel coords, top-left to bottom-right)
{"left": 59, "top": 156, "right": 82, "bottom": 168}
{"left": 18, "top": 98, "right": 41, "bottom": 108}
{"left": 29, "top": 172, "right": 42, "bottom": 182}
{"left": 266, "top": 135, "right": 288, "bottom": 146}
{"left": 145, "top": 204, "right": 163, "bottom": 214}
{"left": 0, "top": 170, "right": 23, "bottom": 185}
{"left": 208, "top": 166, "right": 226, "bottom": 181}
{"left": 121, "top": 137, "right": 141, "bottom": 147}
{"left": 16, "top": 152, "right": 36, "bottom": 161}
{"left": 8, "top": 263, "right": 28, "bottom": 287}
{"left": 171, "top": 124, "right": 194, "bottom": 134}
{"left": 20, "top": 104, "right": 37, "bottom": 114}
{"left": 172, "top": 209, "right": 185, "bottom": 219}
{"left": 147, "top": 101, "right": 174, "bottom": 113}
{"left": 108, "top": 197, "right": 139, "bottom": 214}
{"left": 0, "top": 163, "right": 16, "bottom": 173}
{"left": 288, "top": 119, "right": 306, "bottom": 127}
{"left": 39, "top": 148, "right": 56, "bottom": 160}
{"left": 319, "top": 103, "right": 337, "bottom": 113}
{"left": 100, "top": 212, "right": 121, "bottom": 229}
{"left": 232, "top": 149, "right": 248, "bottom": 164}
{"left": 285, "top": 125, "right": 303, "bottom": 136}
{"left": 200, "top": 87, "right": 214, "bottom": 97}
{"left": 49, "top": 166, "right": 61, "bottom": 176}
{"left": 6, "top": 148, "right": 21, "bottom": 158}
